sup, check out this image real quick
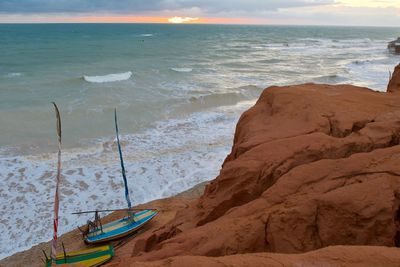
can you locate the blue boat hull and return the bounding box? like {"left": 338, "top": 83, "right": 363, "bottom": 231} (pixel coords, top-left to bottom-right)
{"left": 85, "top": 209, "right": 158, "bottom": 244}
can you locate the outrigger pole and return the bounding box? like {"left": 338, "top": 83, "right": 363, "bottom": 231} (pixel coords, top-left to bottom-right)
{"left": 72, "top": 208, "right": 157, "bottom": 215}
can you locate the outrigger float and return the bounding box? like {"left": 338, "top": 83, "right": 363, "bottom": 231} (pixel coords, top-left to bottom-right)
{"left": 43, "top": 103, "right": 114, "bottom": 267}
{"left": 74, "top": 109, "right": 157, "bottom": 244}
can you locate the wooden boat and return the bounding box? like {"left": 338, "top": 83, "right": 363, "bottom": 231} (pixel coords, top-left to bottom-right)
{"left": 43, "top": 103, "right": 114, "bottom": 266}
{"left": 44, "top": 244, "right": 114, "bottom": 267}
{"left": 75, "top": 109, "right": 157, "bottom": 244}
{"left": 84, "top": 209, "right": 157, "bottom": 244}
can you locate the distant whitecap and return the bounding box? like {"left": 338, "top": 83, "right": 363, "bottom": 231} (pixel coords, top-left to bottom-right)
{"left": 4, "top": 72, "right": 22, "bottom": 78}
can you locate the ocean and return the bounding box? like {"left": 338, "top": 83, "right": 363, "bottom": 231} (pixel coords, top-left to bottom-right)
{"left": 0, "top": 23, "right": 399, "bottom": 259}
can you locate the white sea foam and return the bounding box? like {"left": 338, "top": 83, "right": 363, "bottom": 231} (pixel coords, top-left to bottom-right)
{"left": 0, "top": 100, "right": 255, "bottom": 260}
{"left": 171, "top": 68, "right": 193, "bottom": 73}
{"left": 83, "top": 71, "right": 132, "bottom": 83}
{"left": 140, "top": 34, "right": 154, "bottom": 37}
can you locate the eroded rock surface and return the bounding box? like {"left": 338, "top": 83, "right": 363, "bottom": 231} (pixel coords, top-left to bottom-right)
{"left": 109, "top": 82, "right": 400, "bottom": 266}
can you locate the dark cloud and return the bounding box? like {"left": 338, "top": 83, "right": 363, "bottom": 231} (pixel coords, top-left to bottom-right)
{"left": 0, "top": 0, "right": 334, "bottom": 14}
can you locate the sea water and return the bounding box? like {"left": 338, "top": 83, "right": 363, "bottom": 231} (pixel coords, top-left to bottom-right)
{"left": 0, "top": 24, "right": 399, "bottom": 259}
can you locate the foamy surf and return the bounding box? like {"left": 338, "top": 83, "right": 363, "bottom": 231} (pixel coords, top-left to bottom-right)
{"left": 83, "top": 71, "right": 132, "bottom": 83}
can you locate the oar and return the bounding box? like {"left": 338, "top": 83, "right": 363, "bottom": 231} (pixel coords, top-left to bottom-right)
{"left": 72, "top": 208, "right": 158, "bottom": 215}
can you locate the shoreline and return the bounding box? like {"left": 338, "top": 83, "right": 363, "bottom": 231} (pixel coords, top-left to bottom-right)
{"left": 0, "top": 100, "right": 242, "bottom": 259}
{"left": 0, "top": 181, "right": 209, "bottom": 267}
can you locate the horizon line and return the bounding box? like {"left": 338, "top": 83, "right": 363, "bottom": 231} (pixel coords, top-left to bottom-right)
{"left": 0, "top": 22, "right": 399, "bottom": 28}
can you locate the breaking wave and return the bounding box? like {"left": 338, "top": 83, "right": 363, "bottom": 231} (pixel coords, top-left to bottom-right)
{"left": 171, "top": 68, "right": 193, "bottom": 73}
{"left": 83, "top": 71, "right": 132, "bottom": 83}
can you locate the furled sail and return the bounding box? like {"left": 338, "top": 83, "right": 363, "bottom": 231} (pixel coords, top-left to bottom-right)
{"left": 114, "top": 109, "right": 132, "bottom": 210}
{"left": 51, "top": 102, "right": 62, "bottom": 263}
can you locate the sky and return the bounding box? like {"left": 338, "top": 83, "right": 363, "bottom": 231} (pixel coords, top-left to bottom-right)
{"left": 0, "top": 0, "right": 399, "bottom": 26}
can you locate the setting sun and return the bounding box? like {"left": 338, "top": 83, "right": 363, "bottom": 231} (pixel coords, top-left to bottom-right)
{"left": 168, "top": 16, "right": 199, "bottom": 24}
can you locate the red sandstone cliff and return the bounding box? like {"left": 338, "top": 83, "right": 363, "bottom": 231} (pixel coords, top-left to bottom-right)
{"left": 108, "top": 65, "right": 400, "bottom": 266}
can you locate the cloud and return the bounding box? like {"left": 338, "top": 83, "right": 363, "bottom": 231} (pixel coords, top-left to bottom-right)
{"left": 0, "top": 0, "right": 398, "bottom": 26}
{"left": 0, "top": 0, "right": 334, "bottom": 14}
{"left": 267, "top": 4, "right": 400, "bottom": 26}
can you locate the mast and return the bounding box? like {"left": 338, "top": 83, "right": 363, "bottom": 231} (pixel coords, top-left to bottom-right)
{"left": 114, "top": 109, "right": 132, "bottom": 210}
{"left": 51, "top": 102, "right": 62, "bottom": 263}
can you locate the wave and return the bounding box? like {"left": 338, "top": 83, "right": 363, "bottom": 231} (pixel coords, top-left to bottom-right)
{"left": 171, "top": 68, "right": 193, "bottom": 73}
{"left": 4, "top": 72, "right": 22, "bottom": 78}
{"left": 140, "top": 33, "right": 153, "bottom": 37}
{"left": 83, "top": 71, "right": 132, "bottom": 83}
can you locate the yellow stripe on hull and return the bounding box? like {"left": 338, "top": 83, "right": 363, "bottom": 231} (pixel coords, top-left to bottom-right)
{"left": 45, "top": 245, "right": 114, "bottom": 267}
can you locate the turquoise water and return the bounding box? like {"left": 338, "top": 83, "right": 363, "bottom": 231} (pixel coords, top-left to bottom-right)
{"left": 0, "top": 24, "right": 399, "bottom": 259}
{"left": 1, "top": 24, "right": 399, "bottom": 151}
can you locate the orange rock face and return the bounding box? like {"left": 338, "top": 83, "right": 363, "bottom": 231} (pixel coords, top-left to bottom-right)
{"left": 107, "top": 81, "right": 400, "bottom": 266}
{"left": 388, "top": 64, "right": 400, "bottom": 93}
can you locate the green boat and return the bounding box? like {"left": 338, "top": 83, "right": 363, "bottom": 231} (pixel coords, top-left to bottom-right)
{"left": 44, "top": 245, "right": 114, "bottom": 267}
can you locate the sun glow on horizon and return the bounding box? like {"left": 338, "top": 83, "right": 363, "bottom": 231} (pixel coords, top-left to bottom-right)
{"left": 168, "top": 16, "right": 199, "bottom": 24}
